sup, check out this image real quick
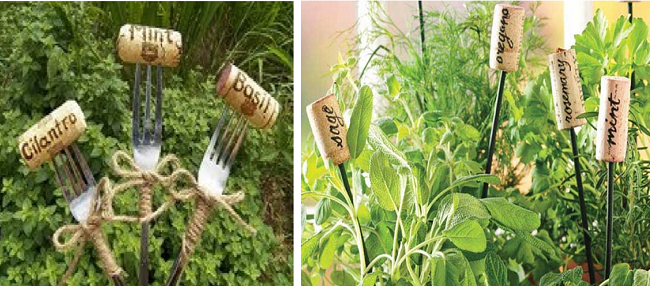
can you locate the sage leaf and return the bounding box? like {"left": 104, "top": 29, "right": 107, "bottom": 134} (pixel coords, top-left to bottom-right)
{"left": 430, "top": 254, "right": 446, "bottom": 286}
{"left": 485, "top": 252, "right": 508, "bottom": 286}
{"left": 301, "top": 232, "right": 322, "bottom": 265}
{"left": 634, "top": 269, "right": 650, "bottom": 286}
{"left": 610, "top": 263, "right": 633, "bottom": 286}
{"left": 481, "top": 197, "right": 540, "bottom": 231}
{"left": 331, "top": 270, "right": 356, "bottom": 285}
{"left": 319, "top": 231, "right": 340, "bottom": 269}
{"left": 369, "top": 151, "right": 403, "bottom": 211}
{"left": 348, "top": 85, "right": 373, "bottom": 158}
{"left": 314, "top": 199, "right": 331, "bottom": 225}
{"left": 443, "top": 220, "right": 486, "bottom": 253}
{"left": 368, "top": 124, "right": 410, "bottom": 170}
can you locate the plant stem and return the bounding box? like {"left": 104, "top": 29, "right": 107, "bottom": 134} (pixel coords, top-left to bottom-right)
{"left": 570, "top": 128, "right": 596, "bottom": 283}
{"left": 481, "top": 70, "right": 507, "bottom": 198}
{"left": 605, "top": 162, "right": 614, "bottom": 279}
{"left": 338, "top": 163, "right": 370, "bottom": 275}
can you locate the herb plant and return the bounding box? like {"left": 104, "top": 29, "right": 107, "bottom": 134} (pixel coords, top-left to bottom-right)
{"left": 0, "top": 2, "right": 293, "bottom": 285}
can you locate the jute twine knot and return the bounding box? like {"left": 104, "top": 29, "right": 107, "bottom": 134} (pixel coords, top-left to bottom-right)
{"left": 51, "top": 150, "right": 257, "bottom": 285}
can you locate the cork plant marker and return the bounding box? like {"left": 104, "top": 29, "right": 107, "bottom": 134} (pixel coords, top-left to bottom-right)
{"left": 481, "top": 4, "right": 524, "bottom": 198}
{"left": 117, "top": 24, "right": 181, "bottom": 286}
{"left": 596, "top": 76, "right": 631, "bottom": 278}
{"left": 306, "top": 94, "right": 371, "bottom": 274}
{"left": 548, "top": 48, "right": 595, "bottom": 283}
{"left": 18, "top": 101, "right": 126, "bottom": 286}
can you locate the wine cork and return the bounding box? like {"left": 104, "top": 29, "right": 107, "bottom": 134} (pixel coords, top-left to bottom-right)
{"left": 548, "top": 48, "right": 587, "bottom": 130}
{"left": 17, "top": 101, "right": 87, "bottom": 169}
{"left": 306, "top": 94, "right": 350, "bottom": 166}
{"left": 217, "top": 63, "right": 280, "bottom": 129}
{"left": 489, "top": 4, "right": 525, "bottom": 72}
{"left": 596, "top": 76, "right": 631, "bottom": 163}
{"left": 117, "top": 24, "right": 182, "bottom": 67}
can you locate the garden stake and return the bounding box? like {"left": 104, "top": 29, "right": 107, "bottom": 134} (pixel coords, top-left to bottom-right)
{"left": 306, "top": 94, "right": 371, "bottom": 274}
{"left": 595, "top": 76, "right": 631, "bottom": 279}
{"left": 481, "top": 4, "right": 524, "bottom": 198}
{"left": 17, "top": 101, "right": 126, "bottom": 286}
{"left": 117, "top": 24, "right": 182, "bottom": 286}
{"left": 548, "top": 48, "right": 595, "bottom": 283}
{"left": 165, "top": 64, "right": 279, "bottom": 285}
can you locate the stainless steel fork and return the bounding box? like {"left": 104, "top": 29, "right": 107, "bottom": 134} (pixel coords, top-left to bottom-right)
{"left": 132, "top": 63, "right": 163, "bottom": 286}
{"left": 52, "top": 143, "right": 126, "bottom": 286}
{"left": 165, "top": 108, "right": 248, "bottom": 286}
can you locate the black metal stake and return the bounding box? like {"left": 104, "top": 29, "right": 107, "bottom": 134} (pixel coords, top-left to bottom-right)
{"left": 605, "top": 162, "right": 614, "bottom": 279}
{"left": 481, "top": 70, "right": 507, "bottom": 198}
{"left": 338, "top": 163, "right": 371, "bottom": 272}
{"left": 570, "top": 128, "right": 596, "bottom": 283}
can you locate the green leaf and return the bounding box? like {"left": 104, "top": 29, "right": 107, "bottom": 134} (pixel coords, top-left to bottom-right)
{"left": 443, "top": 220, "right": 486, "bottom": 253}
{"left": 367, "top": 125, "right": 410, "bottom": 170}
{"left": 431, "top": 254, "right": 446, "bottom": 286}
{"left": 362, "top": 272, "right": 381, "bottom": 286}
{"left": 301, "top": 232, "right": 322, "bottom": 265}
{"left": 445, "top": 174, "right": 500, "bottom": 193}
{"left": 481, "top": 198, "right": 540, "bottom": 231}
{"left": 634, "top": 269, "right": 650, "bottom": 286}
{"left": 610, "top": 263, "right": 633, "bottom": 286}
{"left": 348, "top": 85, "right": 374, "bottom": 158}
{"left": 314, "top": 199, "right": 331, "bottom": 225}
{"left": 387, "top": 75, "right": 401, "bottom": 98}
{"left": 375, "top": 117, "right": 398, "bottom": 135}
{"left": 331, "top": 270, "right": 356, "bottom": 285}
{"left": 485, "top": 252, "right": 508, "bottom": 286}
{"left": 539, "top": 267, "right": 587, "bottom": 286}
{"left": 319, "top": 231, "right": 340, "bottom": 269}
{"left": 369, "top": 151, "right": 403, "bottom": 211}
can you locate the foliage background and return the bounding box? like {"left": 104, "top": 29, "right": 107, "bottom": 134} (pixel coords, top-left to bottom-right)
{"left": 0, "top": 2, "right": 293, "bottom": 285}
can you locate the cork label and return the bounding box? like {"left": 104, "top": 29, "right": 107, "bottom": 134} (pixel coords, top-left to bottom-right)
{"left": 217, "top": 64, "right": 279, "bottom": 129}
{"left": 558, "top": 60, "right": 574, "bottom": 120}
{"left": 606, "top": 90, "right": 621, "bottom": 147}
{"left": 20, "top": 113, "right": 78, "bottom": 161}
{"left": 232, "top": 71, "right": 272, "bottom": 116}
{"left": 596, "top": 76, "right": 630, "bottom": 163}
{"left": 118, "top": 24, "right": 182, "bottom": 67}
{"left": 489, "top": 4, "right": 524, "bottom": 72}
{"left": 322, "top": 105, "right": 345, "bottom": 148}
{"left": 17, "top": 100, "right": 87, "bottom": 169}
{"left": 495, "top": 8, "right": 513, "bottom": 64}
{"left": 306, "top": 94, "right": 351, "bottom": 166}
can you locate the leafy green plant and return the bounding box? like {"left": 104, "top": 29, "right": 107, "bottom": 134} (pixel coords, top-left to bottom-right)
{"left": 507, "top": 10, "right": 650, "bottom": 281}
{"left": 0, "top": 2, "right": 292, "bottom": 285}
{"left": 301, "top": 51, "right": 557, "bottom": 284}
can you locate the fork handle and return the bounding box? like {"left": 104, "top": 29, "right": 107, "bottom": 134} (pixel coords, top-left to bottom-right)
{"left": 138, "top": 184, "right": 153, "bottom": 286}
{"left": 165, "top": 197, "right": 214, "bottom": 286}
{"left": 87, "top": 228, "right": 124, "bottom": 284}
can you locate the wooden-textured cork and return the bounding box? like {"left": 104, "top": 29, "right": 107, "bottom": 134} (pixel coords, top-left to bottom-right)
{"left": 217, "top": 63, "right": 280, "bottom": 129}
{"left": 117, "top": 24, "right": 182, "bottom": 67}
{"left": 596, "top": 76, "right": 631, "bottom": 163}
{"left": 18, "top": 101, "right": 87, "bottom": 169}
{"left": 306, "top": 94, "right": 350, "bottom": 166}
{"left": 489, "top": 4, "right": 525, "bottom": 72}
{"left": 548, "top": 48, "right": 587, "bottom": 130}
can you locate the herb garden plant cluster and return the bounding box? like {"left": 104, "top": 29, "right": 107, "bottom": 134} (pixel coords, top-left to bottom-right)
{"left": 0, "top": 2, "right": 293, "bottom": 285}
{"left": 301, "top": 2, "right": 650, "bottom": 286}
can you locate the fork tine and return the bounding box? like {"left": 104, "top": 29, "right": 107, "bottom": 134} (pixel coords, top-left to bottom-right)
{"left": 133, "top": 64, "right": 141, "bottom": 144}
{"left": 218, "top": 115, "right": 245, "bottom": 165}
{"left": 205, "top": 108, "right": 230, "bottom": 160}
{"left": 63, "top": 147, "right": 84, "bottom": 196}
{"left": 212, "top": 110, "right": 235, "bottom": 162}
{"left": 226, "top": 121, "right": 248, "bottom": 168}
{"left": 144, "top": 65, "right": 152, "bottom": 142}
{"left": 154, "top": 65, "right": 163, "bottom": 142}
{"left": 52, "top": 158, "right": 73, "bottom": 202}
{"left": 72, "top": 143, "right": 95, "bottom": 187}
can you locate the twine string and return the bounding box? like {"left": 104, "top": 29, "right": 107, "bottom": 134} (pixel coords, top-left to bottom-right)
{"left": 51, "top": 151, "right": 256, "bottom": 285}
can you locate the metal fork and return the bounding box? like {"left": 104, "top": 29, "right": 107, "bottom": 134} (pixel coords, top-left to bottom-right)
{"left": 132, "top": 63, "right": 163, "bottom": 286}
{"left": 52, "top": 143, "right": 126, "bottom": 286}
{"left": 165, "top": 107, "right": 248, "bottom": 286}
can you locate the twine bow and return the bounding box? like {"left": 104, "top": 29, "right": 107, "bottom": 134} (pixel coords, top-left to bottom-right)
{"left": 52, "top": 151, "right": 256, "bottom": 285}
